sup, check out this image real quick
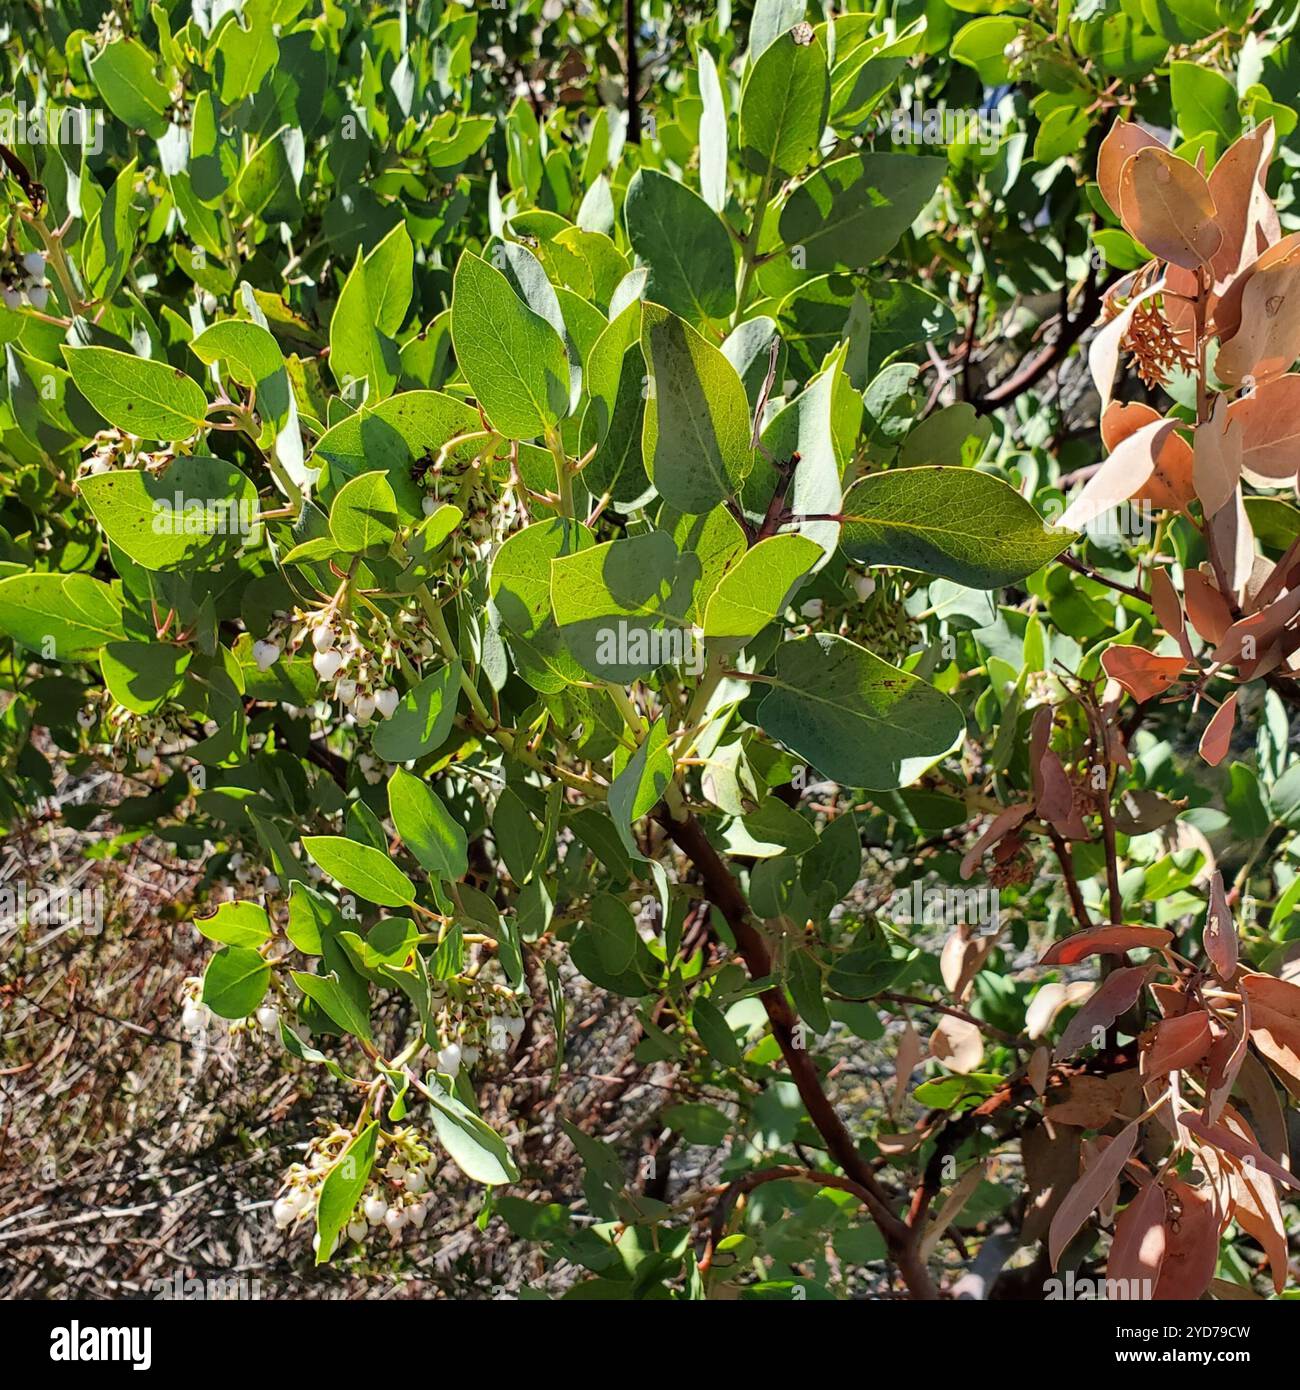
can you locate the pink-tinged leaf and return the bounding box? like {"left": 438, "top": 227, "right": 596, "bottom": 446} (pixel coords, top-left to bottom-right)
{"left": 1107, "top": 1179, "right": 1167, "bottom": 1294}
{"left": 1203, "top": 871, "right": 1238, "bottom": 979}
{"left": 1151, "top": 1179, "right": 1220, "bottom": 1300}
{"left": 1041, "top": 924, "right": 1173, "bottom": 966}
{"left": 1118, "top": 148, "right": 1222, "bottom": 270}
{"left": 959, "top": 801, "right": 1034, "bottom": 881}
{"left": 1148, "top": 566, "right": 1185, "bottom": 645}
{"left": 1179, "top": 1111, "right": 1300, "bottom": 1194}
{"left": 1183, "top": 570, "right": 1234, "bottom": 645}
{"left": 1089, "top": 278, "right": 1163, "bottom": 415}
{"left": 1212, "top": 230, "right": 1300, "bottom": 344}
{"left": 890, "top": 1020, "right": 922, "bottom": 1120}
{"left": 1037, "top": 749, "right": 1086, "bottom": 837}
{"left": 1028, "top": 1045, "right": 1050, "bottom": 1095}
{"left": 1099, "top": 645, "right": 1188, "bottom": 703}
{"left": 1241, "top": 972, "right": 1300, "bottom": 1101}
{"left": 1048, "top": 1121, "right": 1139, "bottom": 1269}
{"left": 1097, "top": 120, "right": 1164, "bottom": 220}
{"left": 1217, "top": 237, "right": 1300, "bottom": 386}
{"left": 1140, "top": 1010, "right": 1213, "bottom": 1080}
{"left": 1059, "top": 419, "right": 1175, "bottom": 532}
{"left": 1206, "top": 488, "right": 1255, "bottom": 604}
{"left": 1208, "top": 119, "right": 1280, "bottom": 287}
{"left": 1027, "top": 981, "right": 1095, "bottom": 1039}
{"left": 1227, "top": 372, "right": 1300, "bottom": 483}
{"left": 1204, "top": 997, "right": 1249, "bottom": 1122}
{"left": 930, "top": 1014, "right": 983, "bottom": 1075}
{"left": 1211, "top": 582, "right": 1300, "bottom": 667}
{"left": 1235, "top": 1051, "right": 1291, "bottom": 1160}
{"left": 1056, "top": 966, "right": 1152, "bottom": 1059}
{"left": 1199, "top": 694, "right": 1237, "bottom": 768}
{"left": 1193, "top": 395, "right": 1243, "bottom": 518}
{"left": 1231, "top": 1156, "right": 1289, "bottom": 1295}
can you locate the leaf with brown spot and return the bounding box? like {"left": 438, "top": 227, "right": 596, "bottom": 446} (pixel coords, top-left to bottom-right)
{"left": 1216, "top": 239, "right": 1300, "bottom": 386}
{"left": 1211, "top": 230, "right": 1300, "bottom": 346}
{"left": 1118, "top": 148, "right": 1222, "bottom": 271}
{"left": 1203, "top": 871, "right": 1238, "bottom": 980}
{"left": 1041, "top": 924, "right": 1173, "bottom": 966}
{"left": 1098, "top": 120, "right": 1164, "bottom": 222}
{"left": 1151, "top": 1179, "right": 1220, "bottom": 1300}
{"left": 1100, "top": 645, "right": 1188, "bottom": 703}
{"left": 1048, "top": 1121, "right": 1139, "bottom": 1269}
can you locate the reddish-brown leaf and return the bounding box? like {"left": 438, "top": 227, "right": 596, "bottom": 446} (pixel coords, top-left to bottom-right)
{"left": 1056, "top": 966, "right": 1152, "bottom": 1059}
{"left": 1217, "top": 238, "right": 1300, "bottom": 386}
{"left": 1100, "top": 645, "right": 1188, "bottom": 703}
{"left": 1192, "top": 395, "right": 1243, "bottom": 517}
{"left": 1151, "top": 1179, "right": 1220, "bottom": 1300}
{"left": 1148, "top": 566, "right": 1185, "bottom": 645}
{"left": 1022, "top": 1120, "right": 1082, "bottom": 1245}
{"left": 1241, "top": 971, "right": 1300, "bottom": 1100}
{"left": 1212, "top": 229, "right": 1300, "bottom": 346}
{"left": 1203, "top": 870, "right": 1238, "bottom": 980}
{"left": 1183, "top": 570, "right": 1234, "bottom": 645}
{"left": 1228, "top": 372, "right": 1300, "bottom": 483}
{"left": 1180, "top": 1111, "right": 1300, "bottom": 1194}
{"left": 1208, "top": 119, "right": 1280, "bottom": 287}
{"left": 1040, "top": 924, "right": 1173, "bottom": 966}
{"left": 1048, "top": 1121, "right": 1139, "bottom": 1269}
{"left": 1059, "top": 420, "right": 1175, "bottom": 532}
{"left": 1199, "top": 694, "right": 1238, "bottom": 768}
{"left": 1118, "top": 148, "right": 1222, "bottom": 270}
{"left": 959, "top": 801, "right": 1034, "bottom": 881}
{"left": 1107, "top": 1179, "right": 1167, "bottom": 1295}
{"left": 1231, "top": 1157, "right": 1289, "bottom": 1295}
{"left": 1204, "top": 998, "right": 1249, "bottom": 1122}
{"left": 1140, "top": 1010, "right": 1213, "bottom": 1080}
{"left": 1097, "top": 119, "right": 1163, "bottom": 220}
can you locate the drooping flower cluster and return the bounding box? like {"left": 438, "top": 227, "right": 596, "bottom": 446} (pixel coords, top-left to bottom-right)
{"left": 1, "top": 249, "right": 48, "bottom": 311}
{"left": 253, "top": 604, "right": 442, "bottom": 728}
{"left": 274, "top": 1126, "right": 438, "bottom": 1253}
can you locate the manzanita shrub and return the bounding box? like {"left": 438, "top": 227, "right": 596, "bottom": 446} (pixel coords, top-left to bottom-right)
{"left": 5, "top": 0, "right": 1300, "bottom": 1302}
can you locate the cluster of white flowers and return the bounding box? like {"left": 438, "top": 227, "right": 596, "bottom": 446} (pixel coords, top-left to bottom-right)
{"left": 253, "top": 605, "right": 440, "bottom": 729}
{"left": 77, "top": 427, "right": 176, "bottom": 477}
{"left": 1, "top": 249, "right": 49, "bottom": 311}
{"left": 431, "top": 981, "right": 526, "bottom": 1077}
{"left": 179, "top": 974, "right": 280, "bottom": 1039}
{"left": 178, "top": 976, "right": 210, "bottom": 1034}
{"left": 95, "top": 704, "right": 179, "bottom": 770}
{"left": 275, "top": 1126, "right": 438, "bottom": 1253}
